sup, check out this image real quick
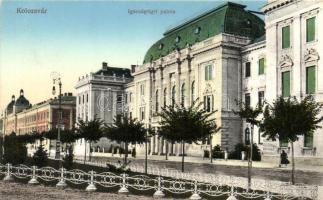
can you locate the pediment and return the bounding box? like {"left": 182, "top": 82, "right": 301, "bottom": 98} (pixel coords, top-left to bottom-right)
{"left": 304, "top": 48, "right": 319, "bottom": 63}
{"left": 279, "top": 55, "right": 293, "bottom": 69}
{"left": 203, "top": 83, "right": 213, "bottom": 95}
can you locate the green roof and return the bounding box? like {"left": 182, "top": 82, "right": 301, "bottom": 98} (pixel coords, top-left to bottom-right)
{"left": 143, "top": 2, "right": 265, "bottom": 64}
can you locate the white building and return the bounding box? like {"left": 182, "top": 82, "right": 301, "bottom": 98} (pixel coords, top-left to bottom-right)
{"left": 74, "top": 0, "right": 323, "bottom": 163}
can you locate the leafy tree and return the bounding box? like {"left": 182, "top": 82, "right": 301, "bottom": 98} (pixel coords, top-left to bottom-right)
{"left": 212, "top": 145, "right": 224, "bottom": 159}
{"left": 77, "top": 118, "right": 104, "bottom": 162}
{"left": 261, "top": 96, "right": 323, "bottom": 184}
{"left": 33, "top": 144, "right": 48, "bottom": 167}
{"left": 158, "top": 101, "right": 220, "bottom": 172}
{"left": 3, "top": 132, "right": 27, "bottom": 165}
{"left": 105, "top": 115, "right": 146, "bottom": 166}
{"left": 233, "top": 100, "right": 263, "bottom": 189}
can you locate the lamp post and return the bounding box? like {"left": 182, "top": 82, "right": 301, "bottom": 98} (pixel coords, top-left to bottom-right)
{"left": 51, "top": 72, "right": 62, "bottom": 167}
{"left": 245, "top": 124, "right": 254, "bottom": 190}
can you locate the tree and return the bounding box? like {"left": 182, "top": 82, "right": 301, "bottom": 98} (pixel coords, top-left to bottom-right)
{"left": 261, "top": 96, "right": 323, "bottom": 184}
{"left": 3, "top": 132, "right": 27, "bottom": 165}
{"left": 33, "top": 144, "right": 48, "bottom": 167}
{"left": 233, "top": 100, "right": 263, "bottom": 189}
{"left": 158, "top": 101, "right": 220, "bottom": 172}
{"left": 105, "top": 115, "right": 147, "bottom": 166}
{"left": 77, "top": 118, "right": 104, "bottom": 163}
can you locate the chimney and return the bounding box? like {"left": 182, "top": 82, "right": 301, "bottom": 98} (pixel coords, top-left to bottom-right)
{"left": 102, "top": 62, "right": 108, "bottom": 70}
{"left": 131, "top": 65, "right": 136, "bottom": 73}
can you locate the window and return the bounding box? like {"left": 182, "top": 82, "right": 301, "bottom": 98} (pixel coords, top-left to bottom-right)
{"left": 282, "top": 71, "right": 291, "bottom": 97}
{"left": 245, "top": 93, "right": 251, "bottom": 107}
{"left": 140, "top": 107, "right": 145, "bottom": 120}
{"left": 155, "top": 90, "right": 159, "bottom": 113}
{"left": 282, "top": 25, "right": 290, "bottom": 49}
{"left": 79, "top": 96, "right": 81, "bottom": 104}
{"left": 181, "top": 83, "right": 186, "bottom": 106}
{"left": 140, "top": 84, "right": 145, "bottom": 96}
{"left": 304, "top": 132, "right": 313, "bottom": 148}
{"left": 125, "top": 93, "right": 128, "bottom": 104}
{"left": 82, "top": 95, "right": 84, "bottom": 104}
{"left": 205, "top": 65, "right": 213, "bottom": 81}
{"left": 280, "top": 138, "right": 289, "bottom": 147}
{"left": 163, "top": 88, "right": 167, "bottom": 108}
{"left": 171, "top": 86, "right": 176, "bottom": 107}
{"left": 191, "top": 81, "right": 195, "bottom": 104}
{"left": 129, "top": 92, "right": 132, "bottom": 103}
{"left": 258, "top": 91, "right": 264, "bottom": 107}
{"left": 194, "top": 27, "right": 201, "bottom": 34}
{"left": 175, "top": 36, "right": 181, "bottom": 43}
{"left": 86, "top": 94, "right": 88, "bottom": 103}
{"left": 306, "top": 66, "right": 315, "bottom": 94}
{"left": 204, "top": 95, "right": 213, "bottom": 112}
{"left": 245, "top": 62, "right": 251, "bottom": 77}
{"left": 258, "top": 58, "right": 265, "bottom": 75}
{"left": 306, "top": 17, "right": 315, "bottom": 42}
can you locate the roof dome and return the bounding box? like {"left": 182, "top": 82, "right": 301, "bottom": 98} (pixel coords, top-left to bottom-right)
{"left": 143, "top": 2, "right": 265, "bottom": 64}
{"left": 14, "top": 89, "right": 30, "bottom": 107}
{"left": 6, "top": 95, "right": 15, "bottom": 115}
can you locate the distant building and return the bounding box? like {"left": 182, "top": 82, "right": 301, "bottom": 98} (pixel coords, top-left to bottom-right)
{"left": 74, "top": 62, "right": 133, "bottom": 158}
{"left": 1, "top": 89, "right": 76, "bottom": 156}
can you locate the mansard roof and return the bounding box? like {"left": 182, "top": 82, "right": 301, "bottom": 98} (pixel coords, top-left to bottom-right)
{"left": 94, "top": 63, "right": 132, "bottom": 78}
{"left": 143, "top": 2, "right": 265, "bottom": 64}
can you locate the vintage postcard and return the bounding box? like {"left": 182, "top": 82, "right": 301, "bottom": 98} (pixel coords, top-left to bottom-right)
{"left": 0, "top": 0, "right": 322, "bottom": 199}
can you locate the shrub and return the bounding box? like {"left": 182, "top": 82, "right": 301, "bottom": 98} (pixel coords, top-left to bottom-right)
{"left": 63, "top": 146, "right": 74, "bottom": 170}
{"left": 229, "top": 143, "right": 262, "bottom": 161}
{"left": 212, "top": 145, "right": 224, "bottom": 159}
{"left": 33, "top": 144, "right": 48, "bottom": 167}
{"left": 3, "top": 133, "right": 27, "bottom": 165}
{"left": 228, "top": 143, "right": 247, "bottom": 160}
{"left": 203, "top": 150, "right": 210, "bottom": 158}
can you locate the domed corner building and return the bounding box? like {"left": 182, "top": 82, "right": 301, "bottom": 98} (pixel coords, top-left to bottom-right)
{"left": 14, "top": 89, "right": 31, "bottom": 114}
{"left": 124, "top": 2, "right": 265, "bottom": 157}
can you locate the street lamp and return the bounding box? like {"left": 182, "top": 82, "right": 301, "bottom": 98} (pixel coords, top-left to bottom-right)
{"left": 51, "top": 72, "right": 62, "bottom": 167}
{"left": 245, "top": 124, "right": 254, "bottom": 190}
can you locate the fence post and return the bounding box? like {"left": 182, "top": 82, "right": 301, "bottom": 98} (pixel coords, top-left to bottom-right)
{"left": 28, "top": 166, "right": 39, "bottom": 184}
{"left": 226, "top": 186, "right": 237, "bottom": 200}
{"left": 189, "top": 180, "right": 201, "bottom": 200}
{"left": 3, "top": 163, "right": 13, "bottom": 181}
{"left": 86, "top": 170, "right": 97, "bottom": 192}
{"left": 118, "top": 173, "right": 129, "bottom": 194}
{"left": 56, "top": 167, "right": 67, "bottom": 188}
{"left": 153, "top": 176, "right": 165, "bottom": 198}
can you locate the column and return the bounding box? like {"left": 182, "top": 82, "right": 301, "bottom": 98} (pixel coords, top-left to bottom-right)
{"left": 176, "top": 59, "right": 182, "bottom": 104}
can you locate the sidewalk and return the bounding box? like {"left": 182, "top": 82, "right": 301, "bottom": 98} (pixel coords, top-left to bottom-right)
{"left": 94, "top": 154, "right": 323, "bottom": 173}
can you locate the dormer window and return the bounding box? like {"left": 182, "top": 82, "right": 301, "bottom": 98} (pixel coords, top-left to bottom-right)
{"left": 175, "top": 36, "right": 181, "bottom": 43}
{"left": 159, "top": 43, "right": 164, "bottom": 50}
{"left": 194, "top": 27, "right": 201, "bottom": 34}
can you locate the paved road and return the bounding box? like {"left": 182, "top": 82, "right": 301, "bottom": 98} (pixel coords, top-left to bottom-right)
{"left": 91, "top": 156, "right": 323, "bottom": 186}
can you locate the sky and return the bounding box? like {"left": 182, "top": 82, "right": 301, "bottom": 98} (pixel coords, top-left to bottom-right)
{"left": 0, "top": 0, "right": 267, "bottom": 112}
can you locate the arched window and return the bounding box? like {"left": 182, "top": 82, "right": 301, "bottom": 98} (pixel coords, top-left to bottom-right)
{"left": 171, "top": 86, "right": 176, "bottom": 107}
{"left": 181, "top": 83, "right": 186, "bottom": 106}
{"left": 163, "top": 88, "right": 167, "bottom": 108}
{"left": 191, "top": 81, "right": 195, "bottom": 104}
{"left": 155, "top": 90, "right": 159, "bottom": 113}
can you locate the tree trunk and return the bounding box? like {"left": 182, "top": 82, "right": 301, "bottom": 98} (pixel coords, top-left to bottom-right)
{"left": 84, "top": 140, "right": 86, "bottom": 164}
{"left": 181, "top": 140, "right": 185, "bottom": 172}
{"left": 165, "top": 140, "right": 168, "bottom": 160}
{"left": 89, "top": 142, "right": 92, "bottom": 161}
{"left": 291, "top": 142, "right": 295, "bottom": 185}
{"left": 124, "top": 142, "right": 128, "bottom": 165}
{"left": 210, "top": 135, "right": 213, "bottom": 163}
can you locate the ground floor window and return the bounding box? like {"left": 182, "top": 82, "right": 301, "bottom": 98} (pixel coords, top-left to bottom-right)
{"left": 304, "top": 132, "right": 314, "bottom": 148}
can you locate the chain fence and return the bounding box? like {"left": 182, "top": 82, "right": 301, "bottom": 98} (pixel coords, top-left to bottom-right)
{"left": 0, "top": 162, "right": 318, "bottom": 200}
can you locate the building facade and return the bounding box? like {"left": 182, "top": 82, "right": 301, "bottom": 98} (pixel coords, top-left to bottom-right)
{"left": 1, "top": 90, "right": 76, "bottom": 156}
{"left": 74, "top": 62, "right": 133, "bottom": 158}
{"left": 75, "top": 0, "right": 323, "bottom": 162}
